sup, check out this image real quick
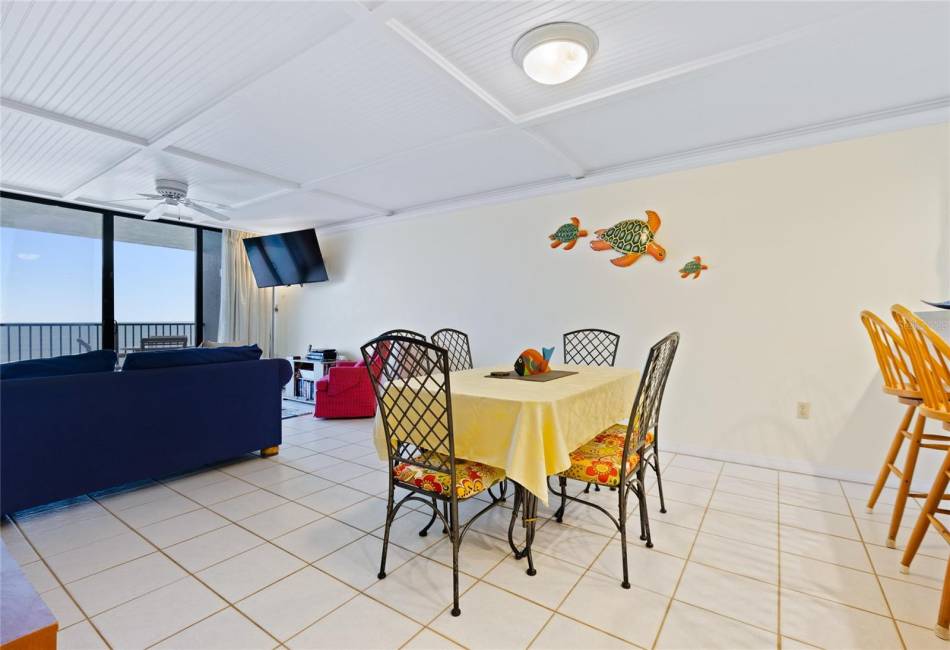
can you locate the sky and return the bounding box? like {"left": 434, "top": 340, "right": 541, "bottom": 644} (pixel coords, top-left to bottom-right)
{"left": 1, "top": 227, "right": 195, "bottom": 323}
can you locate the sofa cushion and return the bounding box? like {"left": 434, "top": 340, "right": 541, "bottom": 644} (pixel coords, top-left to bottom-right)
{"left": 0, "top": 349, "right": 117, "bottom": 381}
{"left": 123, "top": 345, "right": 263, "bottom": 371}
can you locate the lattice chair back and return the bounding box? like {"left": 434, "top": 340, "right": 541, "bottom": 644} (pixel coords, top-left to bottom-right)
{"left": 563, "top": 329, "right": 621, "bottom": 366}
{"left": 431, "top": 328, "right": 474, "bottom": 371}
{"left": 621, "top": 332, "right": 680, "bottom": 465}
{"left": 377, "top": 329, "right": 428, "bottom": 380}
{"left": 860, "top": 310, "right": 919, "bottom": 399}
{"left": 362, "top": 335, "right": 457, "bottom": 483}
{"left": 893, "top": 306, "right": 950, "bottom": 424}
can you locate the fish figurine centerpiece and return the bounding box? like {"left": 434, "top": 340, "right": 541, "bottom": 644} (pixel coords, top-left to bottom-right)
{"left": 514, "top": 346, "right": 555, "bottom": 376}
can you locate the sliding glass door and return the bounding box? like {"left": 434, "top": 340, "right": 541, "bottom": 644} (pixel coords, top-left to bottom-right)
{"left": 0, "top": 198, "right": 103, "bottom": 361}
{"left": 0, "top": 192, "right": 222, "bottom": 360}
{"left": 113, "top": 217, "right": 196, "bottom": 352}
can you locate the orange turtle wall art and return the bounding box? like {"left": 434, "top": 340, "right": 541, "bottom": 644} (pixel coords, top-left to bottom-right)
{"left": 549, "top": 216, "right": 588, "bottom": 251}
{"left": 590, "top": 210, "right": 667, "bottom": 267}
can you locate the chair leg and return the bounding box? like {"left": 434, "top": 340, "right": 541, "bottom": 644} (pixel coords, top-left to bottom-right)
{"left": 555, "top": 476, "right": 567, "bottom": 523}
{"left": 378, "top": 486, "right": 395, "bottom": 579}
{"left": 442, "top": 501, "right": 449, "bottom": 535}
{"left": 888, "top": 413, "right": 926, "bottom": 548}
{"left": 868, "top": 402, "right": 915, "bottom": 512}
{"left": 937, "top": 556, "right": 950, "bottom": 640}
{"left": 638, "top": 463, "right": 653, "bottom": 548}
{"left": 619, "top": 480, "right": 630, "bottom": 589}
{"left": 653, "top": 442, "right": 667, "bottom": 514}
{"left": 419, "top": 497, "right": 438, "bottom": 537}
{"left": 901, "top": 448, "right": 950, "bottom": 572}
{"left": 450, "top": 497, "right": 461, "bottom": 617}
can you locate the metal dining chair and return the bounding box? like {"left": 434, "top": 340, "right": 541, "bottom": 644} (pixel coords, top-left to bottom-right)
{"left": 563, "top": 328, "right": 620, "bottom": 366}
{"left": 550, "top": 332, "right": 679, "bottom": 588}
{"left": 431, "top": 328, "right": 474, "bottom": 371}
{"left": 364, "top": 335, "right": 506, "bottom": 617}
{"left": 892, "top": 306, "right": 950, "bottom": 639}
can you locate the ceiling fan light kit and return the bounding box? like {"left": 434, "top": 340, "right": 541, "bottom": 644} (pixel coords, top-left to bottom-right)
{"left": 513, "top": 22, "right": 598, "bottom": 85}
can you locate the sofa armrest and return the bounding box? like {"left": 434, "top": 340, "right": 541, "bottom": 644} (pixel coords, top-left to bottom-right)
{"left": 326, "top": 365, "right": 367, "bottom": 396}
{"left": 316, "top": 377, "right": 329, "bottom": 393}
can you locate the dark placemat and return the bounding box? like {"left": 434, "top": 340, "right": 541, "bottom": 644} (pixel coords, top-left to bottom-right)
{"left": 485, "top": 370, "right": 579, "bottom": 382}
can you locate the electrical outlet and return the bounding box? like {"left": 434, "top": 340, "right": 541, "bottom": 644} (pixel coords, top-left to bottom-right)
{"left": 797, "top": 402, "right": 811, "bottom": 419}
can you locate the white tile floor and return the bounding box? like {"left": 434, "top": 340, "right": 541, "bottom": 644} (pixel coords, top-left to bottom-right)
{"left": 3, "top": 415, "right": 947, "bottom": 650}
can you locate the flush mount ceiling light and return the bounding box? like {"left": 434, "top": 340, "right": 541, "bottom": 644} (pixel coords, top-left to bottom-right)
{"left": 513, "top": 22, "right": 598, "bottom": 85}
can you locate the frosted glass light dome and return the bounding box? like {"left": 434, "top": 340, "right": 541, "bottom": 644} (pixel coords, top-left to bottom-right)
{"left": 513, "top": 23, "right": 598, "bottom": 85}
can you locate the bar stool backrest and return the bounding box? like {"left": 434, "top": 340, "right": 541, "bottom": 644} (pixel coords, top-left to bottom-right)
{"left": 361, "top": 335, "right": 457, "bottom": 481}
{"left": 563, "top": 329, "right": 620, "bottom": 366}
{"left": 893, "top": 305, "right": 950, "bottom": 424}
{"left": 431, "top": 328, "right": 474, "bottom": 371}
{"left": 860, "top": 310, "right": 919, "bottom": 399}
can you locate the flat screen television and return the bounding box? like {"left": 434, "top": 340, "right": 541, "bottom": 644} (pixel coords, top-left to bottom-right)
{"left": 243, "top": 228, "right": 329, "bottom": 288}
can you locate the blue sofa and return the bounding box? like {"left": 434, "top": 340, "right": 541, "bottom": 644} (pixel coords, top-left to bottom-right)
{"left": 1, "top": 353, "right": 292, "bottom": 515}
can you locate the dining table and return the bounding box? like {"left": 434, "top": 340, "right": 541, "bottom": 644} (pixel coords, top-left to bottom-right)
{"left": 373, "top": 363, "right": 640, "bottom": 574}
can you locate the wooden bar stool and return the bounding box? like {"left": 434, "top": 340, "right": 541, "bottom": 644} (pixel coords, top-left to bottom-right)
{"left": 892, "top": 305, "right": 950, "bottom": 639}
{"left": 860, "top": 310, "right": 934, "bottom": 547}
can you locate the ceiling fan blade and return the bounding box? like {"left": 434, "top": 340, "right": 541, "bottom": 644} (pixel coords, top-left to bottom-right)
{"left": 107, "top": 197, "right": 157, "bottom": 202}
{"left": 138, "top": 193, "right": 164, "bottom": 199}
{"left": 144, "top": 202, "right": 167, "bottom": 221}
{"left": 185, "top": 200, "right": 230, "bottom": 222}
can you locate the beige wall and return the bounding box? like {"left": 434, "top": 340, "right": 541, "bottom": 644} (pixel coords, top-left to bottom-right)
{"left": 278, "top": 124, "right": 950, "bottom": 484}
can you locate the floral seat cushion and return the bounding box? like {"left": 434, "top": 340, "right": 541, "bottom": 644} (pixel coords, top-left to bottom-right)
{"left": 393, "top": 453, "right": 505, "bottom": 499}
{"left": 558, "top": 423, "right": 653, "bottom": 487}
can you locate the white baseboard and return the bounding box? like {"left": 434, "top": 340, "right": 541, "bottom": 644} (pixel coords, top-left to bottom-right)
{"left": 661, "top": 442, "right": 934, "bottom": 493}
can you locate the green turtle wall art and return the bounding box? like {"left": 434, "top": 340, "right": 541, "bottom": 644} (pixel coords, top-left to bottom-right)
{"left": 549, "top": 216, "right": 588, "bottom": 251}
{"left": 590, "top": 210, "right": 666, "bottom": 267}
{"left": 678, "top": 256, "right": 709, "bottom": 279}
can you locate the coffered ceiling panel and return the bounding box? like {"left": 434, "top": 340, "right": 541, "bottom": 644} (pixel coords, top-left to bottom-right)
{"left": 170, "top": 20, "right": 500, "bottom": 184}
{"left": 1, "top": 108, "right": 139, "bottom": 195}
{"left": 76, "top": 150, "right": 285, "bottom": 211}
{"left": 531, "top": 2, "right": 950, "bottom": 173}
{"left": 314, "top": 128, "right": 570, "bottom": 210}
{"left": 0, "top": 1, "right": 946, "bottom": 232}
{"left": 0, "top": 1, "right": 353, "bottom": 140}
{"left": 230, "top": 191, "right": 375, "bottom": 231}
{"left": 383, "top": 1, "right": 860, "bottom": 117}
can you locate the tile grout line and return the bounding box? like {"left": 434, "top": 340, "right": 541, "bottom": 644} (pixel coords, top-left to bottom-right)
{"left": 776, "top": 468, "right": 782, "bottom": 648}
{"left": 839, "top": 479, "right": 909, "bottom": 650}
{"left": 649, "top": 455, "right": 725, "bottom": 649}
{"left": 3, "top": 514, "right": 113, "bottom": 649}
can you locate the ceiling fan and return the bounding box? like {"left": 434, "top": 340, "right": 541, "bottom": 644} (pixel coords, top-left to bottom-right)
{"left": 108, "top": 179, "right": 230, "bottom": 222}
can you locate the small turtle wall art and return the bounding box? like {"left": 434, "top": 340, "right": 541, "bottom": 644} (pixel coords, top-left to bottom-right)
{"left": 549, "top": 216, "right": 588, "bottom": 251}
{"left": 678, "top": 256, "right": 709, "bottom": 279}
{"left": 590, "top": 210, "right": 666, "bottom": 267}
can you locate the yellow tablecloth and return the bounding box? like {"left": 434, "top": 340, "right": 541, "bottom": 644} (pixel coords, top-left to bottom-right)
{"left": 373, "top": 364, "right": 640, "bottom": 504}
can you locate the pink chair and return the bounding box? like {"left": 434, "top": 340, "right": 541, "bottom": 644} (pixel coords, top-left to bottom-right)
{"left": 314, "top": 361, "right": 377, "bottom": 419}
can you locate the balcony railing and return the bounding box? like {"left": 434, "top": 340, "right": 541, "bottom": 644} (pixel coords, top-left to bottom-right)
{"left": 0, "top": 322, "right": 197, "bottom": 363}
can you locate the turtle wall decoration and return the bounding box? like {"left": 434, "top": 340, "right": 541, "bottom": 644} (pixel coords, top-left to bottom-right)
{"left": 549, "top": 216, "right": 588, "bottom": 251}
{"left": 590, "top": 210, "right": 666, "bottom": 267}
{"left": 679, "top": 256, "right": 709, "bottom": 279}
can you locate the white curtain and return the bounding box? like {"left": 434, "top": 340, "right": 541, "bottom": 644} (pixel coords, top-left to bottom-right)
{"left": 218, "top": 229, "right": 274, "bottom": 356}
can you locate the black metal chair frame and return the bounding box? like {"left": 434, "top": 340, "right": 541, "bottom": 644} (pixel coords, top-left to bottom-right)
{"left": 363, "top": 335, "right": 506, "bottom": 617}
{"left": 378, "top": 329, "right": 427, "bottom": 341}
{"left": 563, "top": 328, "right": 621, "bottom": 367}
{"left": 549, "top": 332, "right": 680, "bottom": 588}
{"left": 430, "top": 328, "right": 474, "bottom": 371}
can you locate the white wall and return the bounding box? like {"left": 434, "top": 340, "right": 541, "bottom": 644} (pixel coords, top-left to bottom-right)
{"left": 278, "top": 124, "right": 950, "bottom": 485}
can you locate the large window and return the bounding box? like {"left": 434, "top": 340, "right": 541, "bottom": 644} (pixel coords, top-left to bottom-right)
{"left": 114, "top": 217, "right": 196, "bottom": 351}
{"left": 0, "top": 199, "right": 103, "bottom": 361}
{"left": 0, "top": 193, "right": 222, "bottom": 361}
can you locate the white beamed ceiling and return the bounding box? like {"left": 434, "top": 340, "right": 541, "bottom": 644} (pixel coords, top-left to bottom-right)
{"left": 1, "top": 1, "right": 947, "bottom": 233}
